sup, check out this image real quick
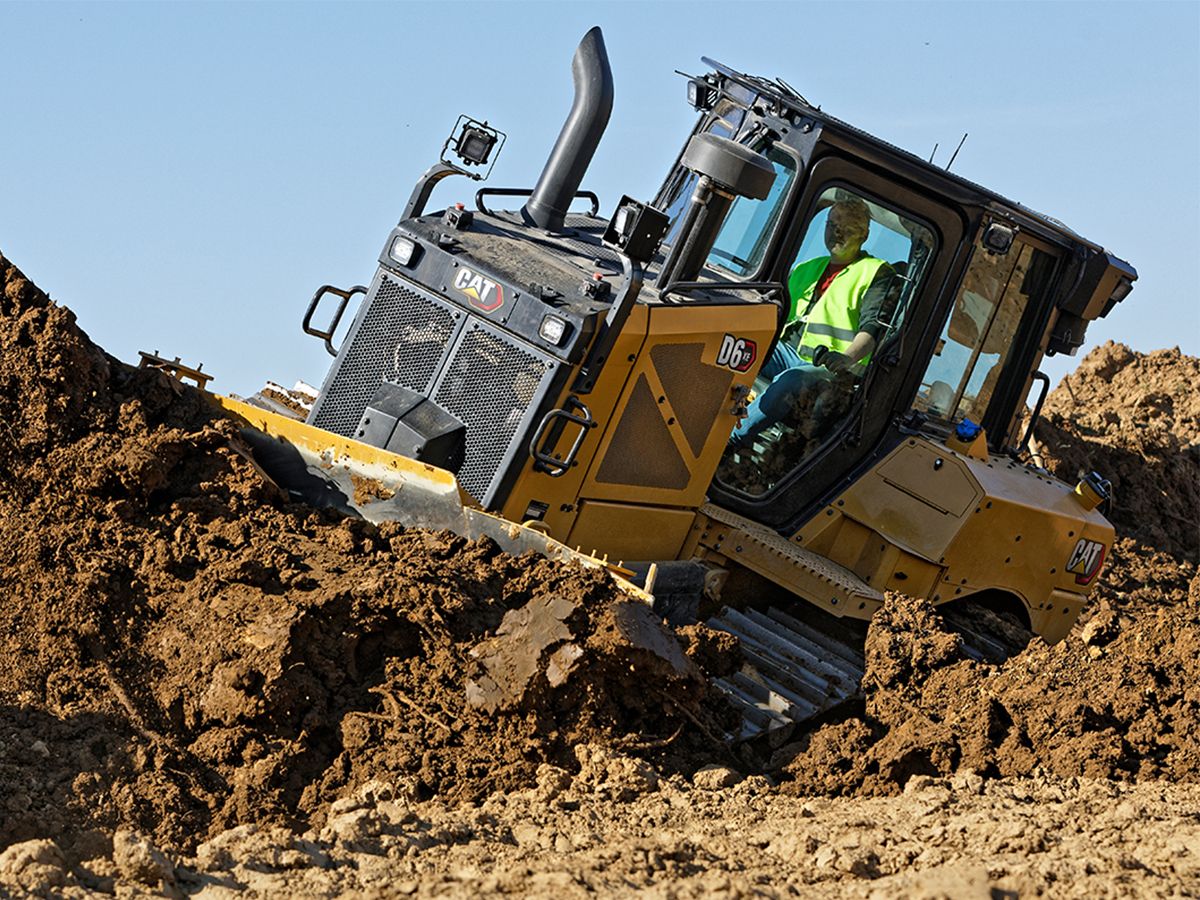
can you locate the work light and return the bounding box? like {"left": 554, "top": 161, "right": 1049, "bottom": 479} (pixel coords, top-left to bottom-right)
{"left": 389, "top": 236, "right": 417, "bottom": 266}
{"left": 539, "top": 314, "right": 568, "bottom": 345}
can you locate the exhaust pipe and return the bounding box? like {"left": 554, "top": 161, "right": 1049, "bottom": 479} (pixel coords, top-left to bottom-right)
{"left": 522, "top": 27, "right": 614, "bottom": 232}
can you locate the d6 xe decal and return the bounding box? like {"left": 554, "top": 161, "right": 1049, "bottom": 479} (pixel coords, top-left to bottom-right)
{"left": 716, "top": 334, "right": 757, "bottom": 372}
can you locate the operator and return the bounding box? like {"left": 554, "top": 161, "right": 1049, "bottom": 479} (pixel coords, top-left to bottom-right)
{"left": 730, "top": 196, "right": 894, "bottom": 448}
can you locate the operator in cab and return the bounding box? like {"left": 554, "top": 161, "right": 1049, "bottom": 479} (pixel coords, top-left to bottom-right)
{"left": 729, "top": 196, "right": 895, "bottom": 448}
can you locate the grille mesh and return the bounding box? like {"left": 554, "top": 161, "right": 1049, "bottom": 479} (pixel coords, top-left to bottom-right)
{"left": 651, "top": 343, "right": 733, "bottom": 457}
{"left": 434, "top": 326, "right": 549, "bottom": 501}
{"left": 595, "top": 374, "right": 690, "bottom": 490}
{"left": 309, "top": 275, "right": 458, "bottom": 437}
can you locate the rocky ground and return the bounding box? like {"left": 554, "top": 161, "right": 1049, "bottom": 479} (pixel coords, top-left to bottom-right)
{"left": 6, "top": 765, "right": 1198, "bottom": 897}
{"left": 0, "top": 253, "right": 1197, "bottom": 897}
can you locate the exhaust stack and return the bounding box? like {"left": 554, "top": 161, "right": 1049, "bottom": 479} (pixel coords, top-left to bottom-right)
{"left": 522, "top": 27, "right": 614, "bottom": 232}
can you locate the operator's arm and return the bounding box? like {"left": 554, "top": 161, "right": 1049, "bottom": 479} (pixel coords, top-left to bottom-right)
{"left": 820, "top": 331, "right": 874, "bottom": 372}
{"left": 841, "top": 330, "right": 877, "bottom": 365}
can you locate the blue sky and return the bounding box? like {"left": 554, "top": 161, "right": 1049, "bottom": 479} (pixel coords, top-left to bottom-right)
{"left": 1, "top": 1, "right": 1196, "bottom": 395}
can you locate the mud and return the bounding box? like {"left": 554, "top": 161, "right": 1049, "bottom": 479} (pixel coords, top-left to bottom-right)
{"left": 1, "top": 252, "right": 1198, "bottom": 896}
{"left": 0, "top": 253, "right": 723, "bottom": 859}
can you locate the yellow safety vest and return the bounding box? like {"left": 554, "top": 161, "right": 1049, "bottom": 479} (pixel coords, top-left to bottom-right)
{"left": 787, "top": 254, "right": 888, "bottom": 365}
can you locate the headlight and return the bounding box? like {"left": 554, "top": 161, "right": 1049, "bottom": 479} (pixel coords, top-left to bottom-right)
{"left": 389, "top": 236, "right": 417, "bottom": 266}
{"left": 538, "top": 314, "right": 567, "bottom": 345}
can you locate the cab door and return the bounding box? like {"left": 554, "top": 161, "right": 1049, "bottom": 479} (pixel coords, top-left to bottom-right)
{"left": 911, "top": 226, "right": 1064, "bottom": 447}
{"left": 708, "top": 154, "right": 965, "bottom": 530}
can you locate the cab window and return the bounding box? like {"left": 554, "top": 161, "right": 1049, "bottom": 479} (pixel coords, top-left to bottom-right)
{"left": 915, "top": 235, "right": 1054, "bottom": 425}
{"left": 716, "top": 185, "right": 936, "bottom": 497}
{"left": 706, "top": 146, "right": 797, "bottom": 277}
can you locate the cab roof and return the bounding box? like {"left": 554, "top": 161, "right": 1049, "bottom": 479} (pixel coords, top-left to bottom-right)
{"left": 699, "top": 57, "right": 1126, "bottom": 263}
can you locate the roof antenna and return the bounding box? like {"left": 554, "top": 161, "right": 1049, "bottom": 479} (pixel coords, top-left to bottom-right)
{"left": 774, "top": 75, "right": 811, "bottom": 107}
{"left": 928, "top": 142, "right": 939, "bottom": 164}
{"left": 946, "top": 132, "right": 968, "bottom": 171}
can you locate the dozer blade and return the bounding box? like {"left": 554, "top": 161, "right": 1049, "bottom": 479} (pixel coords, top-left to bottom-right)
{"left": 210, "top": 395, "right": 645, "bottom": 581}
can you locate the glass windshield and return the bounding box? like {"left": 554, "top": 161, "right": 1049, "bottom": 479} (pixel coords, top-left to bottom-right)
{"left": 706, "top": 146, "right": 796, "bottom": 277}
{"left": 915, "top": 234, "right": 1053, "bottom": 425}
{"left": 716, "top": 185, "right": 936, "bottom": 497}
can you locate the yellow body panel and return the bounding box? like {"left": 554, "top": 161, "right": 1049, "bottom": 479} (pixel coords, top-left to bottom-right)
{"left": 566, "top": 501, "right": 697, "bottom": 564}
{"left": 577, "top": 303, "right": 776, "bottom": 508}
{"left": 501, "top": 300, "right": 777, "bottom": 563}
{"left": 1033, "top": 589, "right": 1091, "bottom": 642}
{"left": 788, "top": 435, "right": 1112, "bottom": 639}
{"left": 499, "top": 304, "right": 651, "bottom": 535}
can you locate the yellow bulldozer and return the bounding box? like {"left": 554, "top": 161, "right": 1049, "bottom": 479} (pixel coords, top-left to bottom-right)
{"left": 205, "top": 28, "right": 1134, "bottom": 745}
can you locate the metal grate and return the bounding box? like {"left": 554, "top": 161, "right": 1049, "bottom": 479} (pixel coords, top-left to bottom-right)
{"left": 433, "top": 325, "right": 550, "bottom": 502}
{"left": 595, "top": 374, "right": 690, "bottom": 490}
{"left": 309, "top": 274, "right": 459, "bottom": 436}
{"left": 651, "top": 343, "right": 733, "bottom": 457}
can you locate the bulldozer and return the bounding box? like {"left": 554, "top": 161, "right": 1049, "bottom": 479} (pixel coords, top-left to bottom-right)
{"left": 212, "top": 27, "right": 1135, "bottom": 744}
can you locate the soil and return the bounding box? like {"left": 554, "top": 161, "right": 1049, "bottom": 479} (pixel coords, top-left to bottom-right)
{"left": 6, "top": 767, "right": 1198, "bottom": 897}
{"left": 0, "top": 252, "right": 725, "bottom": 855}
{"left": 1034, "top": 341, "right": 1200, "bottom": 561}
{"left": 1, "top": 252, "right": 1197, "bottom": 896}
{"left": 777, "top": 341, "right": 1200, "bottom": 796}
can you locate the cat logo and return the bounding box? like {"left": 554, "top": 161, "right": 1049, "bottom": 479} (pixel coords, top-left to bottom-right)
{"left": 716, "top": 333, "right": 757, "bottom": 372}
{"left": 1066, "top": 538, "right": 1106, "bottom": 586}
{"left": 453, "top": 266, "right": 504, "bottom": 313}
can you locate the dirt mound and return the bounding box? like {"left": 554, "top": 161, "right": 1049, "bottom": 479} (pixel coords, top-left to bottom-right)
{"left": 0, "top": 253, "right": 725, "bottom": 857}
{"left": 780, "top": 569, "right": 1199, "bottom": 794}
{"left": 1034, "top": 341, "right": 1200, "bottom": 561}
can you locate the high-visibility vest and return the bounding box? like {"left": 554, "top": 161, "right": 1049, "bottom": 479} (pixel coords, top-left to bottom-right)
{"left": 786, "top": 254, "right": 888, "bottom": 365}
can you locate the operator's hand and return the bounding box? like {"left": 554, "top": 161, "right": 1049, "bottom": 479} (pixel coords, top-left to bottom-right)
{"left": 814, "top": 346, "right": 854, "bottom": 373}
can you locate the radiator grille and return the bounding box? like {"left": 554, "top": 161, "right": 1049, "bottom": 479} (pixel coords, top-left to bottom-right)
{"left": 309, "top": 274, "right": 459, "bottom": 436}
{"left": 433, "top": 325, "right": 550, "bottom": 502}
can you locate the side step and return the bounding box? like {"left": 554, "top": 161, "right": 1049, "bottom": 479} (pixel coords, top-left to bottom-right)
{"left": 706, "top": 605, "right": 866, "bottom": 746}
{"left": 696, "top": 503, "right": 886, "bottom": 619}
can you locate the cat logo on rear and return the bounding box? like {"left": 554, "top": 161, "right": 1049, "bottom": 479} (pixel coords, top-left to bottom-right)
{"left": 1066, "top": 538, "right": 1106, "bottom": 585}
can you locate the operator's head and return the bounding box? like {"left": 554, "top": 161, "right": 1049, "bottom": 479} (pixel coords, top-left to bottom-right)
{"left": 824, "top": 197, "right": 871, "bottom": 263}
